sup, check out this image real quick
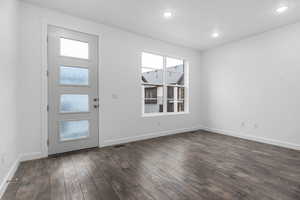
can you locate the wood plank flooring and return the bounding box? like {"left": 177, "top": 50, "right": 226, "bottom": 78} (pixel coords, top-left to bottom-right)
{"left": 2, "top": 130, "right": 300, "bottom": 200}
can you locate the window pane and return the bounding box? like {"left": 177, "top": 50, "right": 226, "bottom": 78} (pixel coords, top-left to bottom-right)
{"left": 167, "top": 86, "right": 175, "bottom": 112}
{"left": 178, "top": 101, "right": 185, "bottom": 112}
{"left": 166, "top": 57, "right": 184, "bottom": 85}
{"left": 167, "top": 86, "right": 174, "bottom": 99}
{"left": 177, "top": 87, "right": 185, "bottom": 112}
{"left": 177, "top": 87, "right": 185, "bottom": 100}
{"left": 60, "top": 120, "right": 89, "bottom": 141}
{"left": 167, "top": 100, "right": 174, "bottom": 112}
{"left": 60, "top": 38, "right": 89, "bottom": 59}
{"left": 142, "top": 53, "right": 164, "bottom": 85}
{"left": 60, "top": 66, "right": 89, "bottom": 85}
{"left": 142, "top": 53, "right": 163, "bottom": 69}
{"left": 142, "top": 68, "right": 163, "bottom": 84}
{"left": 144, "top": 85, "right": 163, "bottom": 113}
{"left": 60, "top": 94, "right": 89, "bottom": 113}
{"left": 167, "top": 87, "right": 185, "bottom": 113}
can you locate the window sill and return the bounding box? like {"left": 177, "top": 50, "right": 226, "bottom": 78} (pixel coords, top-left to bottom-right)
{"left": 142, "top": 112, "right": 190, "bottom": 118}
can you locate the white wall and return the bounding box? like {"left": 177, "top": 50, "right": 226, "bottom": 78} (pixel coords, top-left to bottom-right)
{"left": 200, "top": 22, "right": 300, "bottom": 150}
{"left": 19, "top": 2, "right": 202, "bottom": 159}
{"left": 0, "top": 0, "right": 20, "bottom": 196}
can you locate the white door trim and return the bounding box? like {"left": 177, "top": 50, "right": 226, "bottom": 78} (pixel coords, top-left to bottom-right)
{"left": 41, "top": 18, "right": 103, "bottom": 158}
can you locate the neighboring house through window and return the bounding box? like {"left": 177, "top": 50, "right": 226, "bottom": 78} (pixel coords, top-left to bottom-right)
{"left": 141, "top": 52, "right": 188, "bottom": 115}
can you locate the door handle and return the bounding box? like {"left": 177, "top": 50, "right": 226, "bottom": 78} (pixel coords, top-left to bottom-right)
{"left": 94, "top": 98, "right": 99, "bottom": 109}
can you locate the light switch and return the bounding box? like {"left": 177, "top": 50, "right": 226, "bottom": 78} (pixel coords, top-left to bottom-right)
{"left": 112, "top": 94, "right": 118, "bottom": 99}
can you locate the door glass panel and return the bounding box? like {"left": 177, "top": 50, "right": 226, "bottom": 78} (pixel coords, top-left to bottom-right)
{"left": 60, "top": 38, "right": 89, "bottom": 59}
{"left": 60, "top": 120, "right": 89, "bottom": 141}
{"left": 166, "top": 57, "right": 184, "bottom": 85}
{"left": 60, "top": 66, "right": 89, "bottom": 86}
{"left": 60, "top": 94, "right": 89, "bottom": 113}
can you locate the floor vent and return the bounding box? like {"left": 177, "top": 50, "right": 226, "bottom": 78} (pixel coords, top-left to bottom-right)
{"left": 6, "top": 178, "right": 19, "bottom": 184}
{"left": 114, "top": 144, "right": 126, "bottom": 148}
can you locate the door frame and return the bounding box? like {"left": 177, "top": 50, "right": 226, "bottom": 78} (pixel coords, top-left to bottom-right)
{"left": 41, "top": 19, "right": 103, "bottom": 157}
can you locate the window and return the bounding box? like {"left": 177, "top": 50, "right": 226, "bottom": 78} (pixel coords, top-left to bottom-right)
{"left": 141, "top": 52, "right": 188, "bottom": 115}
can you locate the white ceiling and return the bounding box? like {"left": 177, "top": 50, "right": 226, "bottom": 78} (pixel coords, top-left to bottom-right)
{"left": 22, "top": 0, "right": 300, "bottom": 50}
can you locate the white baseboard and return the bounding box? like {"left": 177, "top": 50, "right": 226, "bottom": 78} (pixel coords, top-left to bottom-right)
{"left": 20, "top": 152, "right": 46, "bottom": 162}
{"left": 0, "top": 156, "right": 20, "bottom": 199}
{"left": 100, "top": 126, "right": 202, "bottom": 147}
{"left": 201, "top": 126, "right": 300, "bottom": 151}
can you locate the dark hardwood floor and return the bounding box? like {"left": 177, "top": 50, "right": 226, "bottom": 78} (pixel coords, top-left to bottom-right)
{"left": 2, "top": 130, "right": 300, "bottom": 200}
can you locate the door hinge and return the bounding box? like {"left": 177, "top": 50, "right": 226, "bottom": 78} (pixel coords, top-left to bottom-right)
{"left": 46, "top": 70, "right": 49, "bottom": 77}
{"left": 47, "top": 139, "right": 49, "bottom": 147}
{"left": 47, "top": 105, "right": 49, "bottom": 112}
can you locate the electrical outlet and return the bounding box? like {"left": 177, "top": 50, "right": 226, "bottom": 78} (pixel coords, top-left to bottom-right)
{"left": 112, "top": 94, "right": 118, "bottom": 99}
{"left": 1, "top": 154, "right": 6, "bottom": 165}
{"left": 241, "top": 122, "right": 245, "bottom": 127}
{"left": 254, "top": 123, "right": 259, "bottom": 129}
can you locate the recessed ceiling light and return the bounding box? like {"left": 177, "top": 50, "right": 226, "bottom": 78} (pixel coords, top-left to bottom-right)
{"left": 276, "top": 5, "right": 288, "bottom": 14}
{"left": 212, "top": 32, "right": 220, "bottom": 38}
{"left": 163, "top": 11, "right": 173, "bottom": 18}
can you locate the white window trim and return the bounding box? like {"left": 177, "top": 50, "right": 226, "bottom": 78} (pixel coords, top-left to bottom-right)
{"left": 141, "top": 52, "right": 189, "bottom": 117}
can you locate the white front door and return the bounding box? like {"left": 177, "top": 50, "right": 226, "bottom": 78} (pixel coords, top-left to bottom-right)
{"left": 47, "top": 25, "right": 99, "bottom": 155}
